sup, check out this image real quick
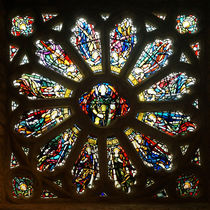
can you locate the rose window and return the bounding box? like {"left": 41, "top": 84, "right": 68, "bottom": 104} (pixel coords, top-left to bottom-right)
{"left": 6, "top": 8, "right": 204, "bottom": 202}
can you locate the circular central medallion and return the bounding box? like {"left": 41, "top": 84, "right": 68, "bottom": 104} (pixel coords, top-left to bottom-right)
{"left": 79, "top": 83, "right": 130, "bottom": 127}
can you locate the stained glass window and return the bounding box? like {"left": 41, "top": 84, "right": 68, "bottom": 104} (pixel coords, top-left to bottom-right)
{"left": 180, "top": 145, "right": 189, "bottom": 155}
{"left": 35, "top": 39, "right": 83, "bottom": 81}
{"left": 180, "top": 53, "right": 190, "bottom": 64}
{"left": 12, "top": 177, "right": 33, "bottom": 198}
{"left": 52, "top": 23, "right": 63, "bottom": 31}
{"left": 110, "top": 18, "right": 137, "bottom": 74}
{"left": 10, "top": 153, "right": 20, "bottom": 169}
{"left": 14, "top": 73, "right": 72, "bottom": 99}
{"left": 128, "top": 39, "right": 173, "bottom": 86}
{"left": 125, "top": 128, "right": 172, "bottom": 170}
{"left": 9, "top": 45, "right": 19, "bottom": 61}
{"left": 79, "top": 83, "right": 130, "bottom": 126}
{"left": 37, "top": 125, "right": 80, "bottom": 172}
{"left": 15, "top": 108, "right": 71, "bottom": 138}
{"left": 138, "top": 72, "right": 196, "bottom": 101}
{"left": 42, "top": 13, "right": 57, "bottom": 22}
{"left": 11, "top": 101, "right": 19, "bottom": 111}
{"left": 176, "top": 15, "right": 198, "bottom": 34}
{"left": 145, "top": 23, "right": 157, "bottom": 32}
{"left": 72, "top": 137, "right": 99, "bottom": 193}
{"left": 41, "top": 190, "right": 58, "bottom": 198}
{"left": 11, "top": 16, "right": 34, "bottom": 36}
{"left": 107, "top": 137, "right": 136, "bottom": 193}
{"left": 191, "top": 148, "right": 201, "bottom": 166}
{"left": 6, "top": 4, "right": 206, "bottom": 205}
{"left": 19, "top": 54, "right": 29, "bottom": 65}
{"left": 192, "top": 99, "right": 199, "bottom": 109}
{"left": 191, "top": 42, "right": 200, "bottom": 59}
{"left": 176, "top": 175, "right": 200, "bottom": 197}
{"left": 154, "top": 189, "right": 168, "bottom": 198}
{"left": 71, "top": 18, "right": 102, "bottom": 73}
{"left": 137, "top": 111, "right": 197, "bottom": 136}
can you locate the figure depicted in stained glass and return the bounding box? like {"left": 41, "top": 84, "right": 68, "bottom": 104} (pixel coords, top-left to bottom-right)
{"left": 137, "top": 111, "right": 196, "bottom": 136}
{"left": 191, "top": 148, "right": 201, "bottom": 166}
{"left": 37, "top": 125, "right": 80, "bottom": 172}
{"left": 138, "top": 72, "right": 196, "bottom": 101}
{"left": 41, "top": 190, "right": 57, "bottom": 198}
{"left": 10, "top": 153, "right": 20, "bottom": 169}
{"left": 125, "top": 128, "right": 172, "bottom": 170}
{"left": 11, "top": 16, "right": 34, "bottom": 36}
{"left": 191, "top": 42, "right": 200, "bottom": 59}
{"left": 72, "top": 137, "right": 99, "bottom": 193}
{"left": 12, "top": 177, "right": 33, "bottom": 198}
{"left": 79, "top": 83, "right": 130, "bottom": 127}
{"left": 42, "top": 13, "right": 57, "bottom": 22}
{"left": 107, "top": 138, "right": 136, "bottom": 193}
{"left": 176, "top": 15, "right": 198, "bottom": 34}
{"left": 176, "top": 175, "right": 199, "bottom": 197}
{"left": 14, "top": 73, "right": 72, "bottom": 99}
{"left": 9, "top": 45, "right": 19, "bottom": 61}
{"left": 35, "top": 39, "right": 83, "bottom": 81}
{"left": 15, "top": 108, "right": 71, "bottom": 138}
{"left": 110, "top": 18, "right": 137, "bottom": 74}
{"left": 71, "top": 18, "right": 102, "bottom": 73}
{"left": 128, "top": 39, "right": 173, "bottom": 86}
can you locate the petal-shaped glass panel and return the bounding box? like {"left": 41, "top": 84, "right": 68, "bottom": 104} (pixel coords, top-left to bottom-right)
{"left": 72, "top": 137, "right": 99, "bottom": 193}
{"left": 14, "top": 73, "right": 72, "bottom": 99}
{"left": 15, "top": 108, "right": 71, "bottom": 138}
{"left": 107, "top": 137, "right": 136, "bottom": 193}
{"left": 35, "top": 39, "right": 83, "bottom": 81}
{"left": 137, "top": 111, "right": 196, "bottom": 136}
{"left": 128, "top": 39, "right": 173, "bottom": 86}
{"left": 138, "top": 72, "right": 196, "bottom": 101}
{"left": 124, "top": 128, "right": 172, "bottom": 170}
{"left": 71, "top": 18, "right": 102, "bottom": 73}
{"left": 37, "top": 125, "right": 80, "bottom": 172}
{"left": 110, "top": 18, "right": 137, "bottom": 74}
